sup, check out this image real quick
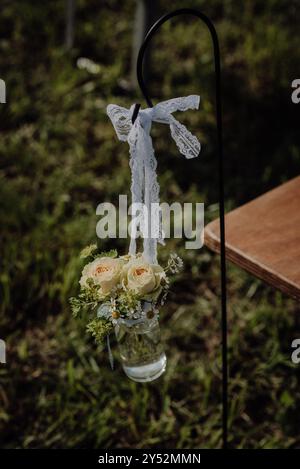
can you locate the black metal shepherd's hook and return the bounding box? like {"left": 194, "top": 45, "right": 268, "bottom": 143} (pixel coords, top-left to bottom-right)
{"left": 136, "top": 8, "right": 228, "bottom": 449}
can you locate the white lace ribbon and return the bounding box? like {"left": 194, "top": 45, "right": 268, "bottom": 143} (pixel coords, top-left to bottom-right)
{"left": 107, "top": 95, "right": 201, "bottom": 264}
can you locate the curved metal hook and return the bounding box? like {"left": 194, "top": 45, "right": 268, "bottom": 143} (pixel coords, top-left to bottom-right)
{"left": 136, "top": 8, "right": 228, "bottom": 449}
{"left": 136, "top": 8, "right": 221, "bottom": 108}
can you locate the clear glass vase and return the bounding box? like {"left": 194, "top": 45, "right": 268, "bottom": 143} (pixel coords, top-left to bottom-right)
{"left": 115, "top": 316, "right": 167, "bottom": 382}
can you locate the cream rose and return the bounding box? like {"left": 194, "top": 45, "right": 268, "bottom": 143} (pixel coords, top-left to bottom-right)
{"left": 79, "top": 257, "right": 123, "bottom": 295}
{"left": 121, "top": 257, "right": 165, "bottom": 298}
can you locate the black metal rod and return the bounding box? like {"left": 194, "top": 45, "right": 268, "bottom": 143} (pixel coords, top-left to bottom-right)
{"left": 131, "top": 103, "right": 141, "bottom": 123}
{"left": 136, "top": 8, "right": 228, "bottom": 449}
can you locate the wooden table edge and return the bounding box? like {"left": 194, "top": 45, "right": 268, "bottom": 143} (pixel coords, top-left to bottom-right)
{"left": 204, "top": 221, "right": 300, "bottom": 301}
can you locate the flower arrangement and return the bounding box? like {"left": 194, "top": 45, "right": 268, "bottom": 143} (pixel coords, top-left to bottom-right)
{"left": 69, "top": 245, "right": 183, "bottom": 345}
{"left": 68, "top": 96, "right": 199, "bottom": 381}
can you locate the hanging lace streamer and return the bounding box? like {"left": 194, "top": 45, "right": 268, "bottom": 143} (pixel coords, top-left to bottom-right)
{"left": 107, "top": 95, "right": 201, "bottom": 264}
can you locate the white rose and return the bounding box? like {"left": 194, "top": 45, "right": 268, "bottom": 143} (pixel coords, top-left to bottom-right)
{"left": 121, "top": 257, "right": 165, "bottom": 298}
{"left": 79, "top": 257, "right": 123, "bottom": 295}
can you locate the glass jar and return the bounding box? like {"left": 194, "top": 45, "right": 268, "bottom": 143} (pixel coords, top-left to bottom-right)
{"left": 115, "top": 316, "right": 167, "bottom": 382}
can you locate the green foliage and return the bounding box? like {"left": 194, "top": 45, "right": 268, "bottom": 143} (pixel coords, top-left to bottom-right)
{"left": 80, "top": 246, "right": 118, "bottom": 261}
{"left": 69, "top": 297, "right": 83, "bottom": 318}
{"left": 86, "top": 318, "right": 114, "bottom": 344}
{"left": 0, "top": 0, "right": 300, "bottom": 450}
{"left": 80, "top": 244, "right": 98, "bottom": 259}
{"left": 96, "top": 249, "right": 118, "bottom": 259}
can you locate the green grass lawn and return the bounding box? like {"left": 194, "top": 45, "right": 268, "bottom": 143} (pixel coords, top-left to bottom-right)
{"left": 0, "top": 0, "right": 300, "bottom": 448}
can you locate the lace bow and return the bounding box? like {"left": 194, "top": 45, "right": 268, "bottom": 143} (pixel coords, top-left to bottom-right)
{"left": 107, "top": 95, "right": 201, "bottom": 264}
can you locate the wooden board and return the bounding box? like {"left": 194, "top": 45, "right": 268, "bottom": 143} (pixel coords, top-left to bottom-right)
{"left": 204, "top": 176, "right": 300, "bottom": 300}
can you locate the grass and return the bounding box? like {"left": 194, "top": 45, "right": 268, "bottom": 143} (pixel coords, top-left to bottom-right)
{"left": 0, "top": 0, "right": 300, "bottom": 448}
